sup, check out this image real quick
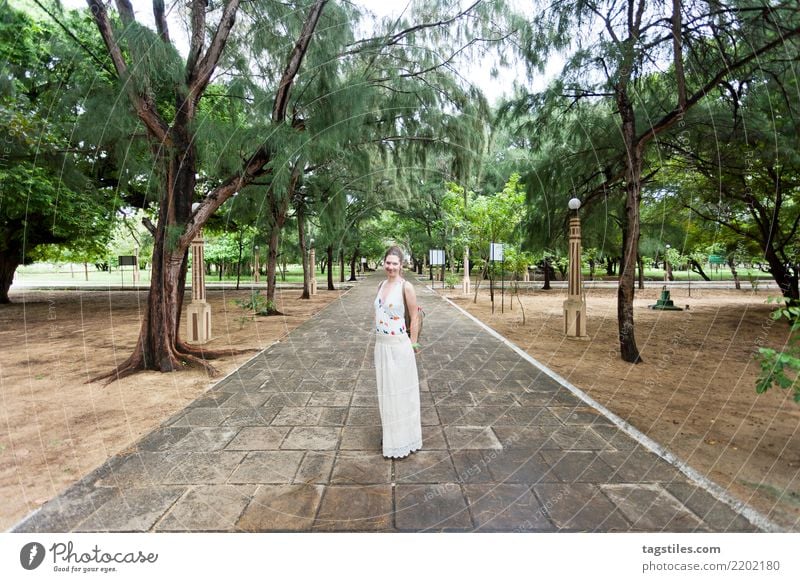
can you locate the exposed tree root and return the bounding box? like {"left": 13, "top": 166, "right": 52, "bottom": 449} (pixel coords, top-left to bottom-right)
{"left": 88, "top": 352, "right": 147, "bottom": 385}
{"left": 176, "top": 340, "right": 258, "bottom": 360}
{"left": 88, "top": 341, "right": 262, "bottom": 386}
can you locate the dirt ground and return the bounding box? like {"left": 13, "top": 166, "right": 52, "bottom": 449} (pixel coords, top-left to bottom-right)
{"left": 443, "top": 285, "right": 800, "bottom": 530}
{"left": 0, "top": 286, "right": 342, "bottom": 530}
{"left": 1, "top": 282, "right": 798, "bottom": 531}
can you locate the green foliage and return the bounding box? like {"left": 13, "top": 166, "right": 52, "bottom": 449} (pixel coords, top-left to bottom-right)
{"left": 467, "top": 173, "right": 526, "bottom": 260}
{"left": 0, "top": 6, "right": 116, "bottom": 291}
{"left": 755, "top": 300, "right": 800, "bottom": 403}
{"left": 444, "top": 273, "right": 461, "bottom": 289}
{"left": 234, "top": 290, "right": 276, "bottom": 317}
{"left": 502, "top": 247, "right": 535, "bottom": 279}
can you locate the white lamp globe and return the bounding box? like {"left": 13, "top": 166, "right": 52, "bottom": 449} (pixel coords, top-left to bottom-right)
{"left": 568, "top": 198, "right": 581, "bottom": 211}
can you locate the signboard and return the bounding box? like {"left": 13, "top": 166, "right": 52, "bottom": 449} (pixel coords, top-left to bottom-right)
{"left": 490, "top": 243, "right": 504, "bottom": 262}
{"left": 708, "top": 255, "right": 725, "bottom": 265}
{"left": 429, "top": 249, "right": 445, "bottom": 266}
{"left": 118, "top": 255, "right": 137, "bottom": 267}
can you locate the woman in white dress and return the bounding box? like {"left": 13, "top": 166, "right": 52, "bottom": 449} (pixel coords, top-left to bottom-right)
{"left": 374, "top": 246, "right": 422, "bottom": 458}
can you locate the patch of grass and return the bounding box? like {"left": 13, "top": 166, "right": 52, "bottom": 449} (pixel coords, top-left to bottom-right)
{"left": 740, "top": 480, "right": 800, "bottom": 507}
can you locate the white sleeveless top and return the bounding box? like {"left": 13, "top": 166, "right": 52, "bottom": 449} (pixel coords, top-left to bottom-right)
{"left": 374, "top": 280, "right": 407, "bottom": 336}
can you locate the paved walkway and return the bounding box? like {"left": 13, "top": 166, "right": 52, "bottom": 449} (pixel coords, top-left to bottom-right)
{"left": 13, "top": 275, "right": 765, "bottom": 532}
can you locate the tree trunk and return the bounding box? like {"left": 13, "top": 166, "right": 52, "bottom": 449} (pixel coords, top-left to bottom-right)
{"left": 473, "top": 261, "right": 488, "bottom": 303}
{"left": 339, "top": 248, "right": 345, "bottom": 282}
{"left": 266, "top": 198, "right": 288, "bottom": 313}
{"left": 606, "top": 257, "right": 614, "bottom": 276}
{"left": 542, "top": 257, "right": 551, "bottom": 290}
{"left": 320, "top": 258, "right": 326, "bottom": 275}
{"left": 348, "top": 246, "right": 358, "bottom": 282}
{"left": 92, "top": 115, "right": 232, "bottom": 382}
{"left": 298, "top": 210, "right": 310, "bottom": 299}
{"left": 0, "top": 250, "right": 21, "bottom": 304}
{"left": 763, "top": 247, "right": 799, "bottom": 303}
{"left": 637, "top": 254, "right": 644, "bottom": 290}
{"left": 727, "top": 257, "right": 741, "bottom": 290}
{"left": 689, "top": 258, "right": 711, "bottom": 281}
{"left": 327, "top": 245, "right": 336, "bottom": 290}
{"left": 93, "top": 207, "right": 224, "bottom": 382}
{"left": 617, "top": 97, "right": 643, "bottom": 364}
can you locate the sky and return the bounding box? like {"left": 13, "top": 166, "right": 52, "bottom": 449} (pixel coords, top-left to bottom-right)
{"left": 48, "top": 0, "right": 560, "bottom": 104}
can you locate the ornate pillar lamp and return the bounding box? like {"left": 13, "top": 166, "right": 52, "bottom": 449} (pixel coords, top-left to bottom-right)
{"left": 563, "top": 198, "right": 588, "bottom": 339}
{"left": 187, "top": 203, "right": 212, "bottom": 343}
{"left": 309, "top": 238, "right": 317, "bottom": 295}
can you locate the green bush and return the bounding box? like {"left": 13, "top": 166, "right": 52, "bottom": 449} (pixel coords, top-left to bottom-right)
{"left": 755, "top": 299, "right": 800, "bottom": 403}
{"left": 444, "top": 273, "right": 461, "bottom": 289}
{"left": 234, "top": 290, "right": 276, "bottom": 316}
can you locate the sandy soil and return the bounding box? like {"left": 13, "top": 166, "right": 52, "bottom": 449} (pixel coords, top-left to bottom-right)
{"left": 443, "top": 284, "right": 800, "bottom": 530}
{"left": 0, "top": 286, "right": 342, "bottom": 530}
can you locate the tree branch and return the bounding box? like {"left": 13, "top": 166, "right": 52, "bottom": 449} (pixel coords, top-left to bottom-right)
{"left": 86, "top": 0, "right": 170, "bottom": 144}
{"left": 189, "top": 0, "right": 241, "bottom": 103}
{"left": 142, "top": 217, "right": 156, "bottom": 235}
{"left": 672, "top": 0, "right": 687, "bottom": 110}
{"left": 31, "top": 0, "right": 114, "bottom": 76}
{"left": 638, "top": 24, "right": 800, "bottom": 147}
{"left": 153, "top": 0, "right": 170, "bottom": 43}
{"left": 186, "top": 0, "right": 206, "bottom": 76}
{"left": 272, "top": 0, "right": 328, "bottom": 122}
{"left": 114, "top": 0, "right": 135, "bottom": 27}
{"left": 345, "top": 0, "right": 482, "bottom": 55}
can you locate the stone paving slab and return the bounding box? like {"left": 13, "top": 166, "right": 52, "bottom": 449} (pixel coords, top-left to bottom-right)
{"left": 12, "top": 273, "right": 768, "bottom": 532}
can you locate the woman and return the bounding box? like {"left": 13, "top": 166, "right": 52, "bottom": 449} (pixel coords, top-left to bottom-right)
{"left": 374, "top": 246, "right": 422, "bottom": 458}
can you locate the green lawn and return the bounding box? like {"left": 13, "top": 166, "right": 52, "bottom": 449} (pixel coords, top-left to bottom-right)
{"left": 14, "top": 261, "right": 774, "bottom": 287}
{"left": 13, "top": 263, "right": 341, "bottom": 285}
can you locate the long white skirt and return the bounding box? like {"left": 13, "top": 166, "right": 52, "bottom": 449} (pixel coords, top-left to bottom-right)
{"left": 374, "top": 334, "right": 422, "bottom": 458}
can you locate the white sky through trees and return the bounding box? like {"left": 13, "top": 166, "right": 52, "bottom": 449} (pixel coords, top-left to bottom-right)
{"left": 47, "top": 0, "right": 558, "bottom": 104}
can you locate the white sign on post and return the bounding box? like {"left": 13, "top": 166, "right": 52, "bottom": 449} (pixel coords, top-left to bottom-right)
{"left": 490, "top": 243, "right": 504, "bottom": 262}
{"left": 429, "top": 249, "right": 445, "bottom": 266}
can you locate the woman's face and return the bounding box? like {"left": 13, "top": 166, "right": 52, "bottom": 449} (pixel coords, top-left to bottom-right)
{"left": 384, "top": 254, "right": 401, "bottom": 277}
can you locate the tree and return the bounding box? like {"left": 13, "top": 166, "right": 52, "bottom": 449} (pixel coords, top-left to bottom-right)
{"left": 0, "top": 7, "right": 114, "bottom": 303}
{"left": 512, "top": 0, "right": 800, "bottom": 362}
{"left": 658, "top": 64, "right": 800, "bottom": 302}
{"left": 76, "top": 0, "right": 329, "bottom": 381}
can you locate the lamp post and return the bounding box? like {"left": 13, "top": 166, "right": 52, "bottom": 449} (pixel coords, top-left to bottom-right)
{"left": 309, "top": 238, "right": 317, "bottom": 295}
{"left": 563, "top": 198, "right": 588, "bottom": 339}
{"left": 253, "top": 245, "right": 260, "bottom": 284}
{"left": 187, "top": 203, "right": 212, "bottom": 343}
{"left": 664, "top": 243, "right": 672, "bottom": 282}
